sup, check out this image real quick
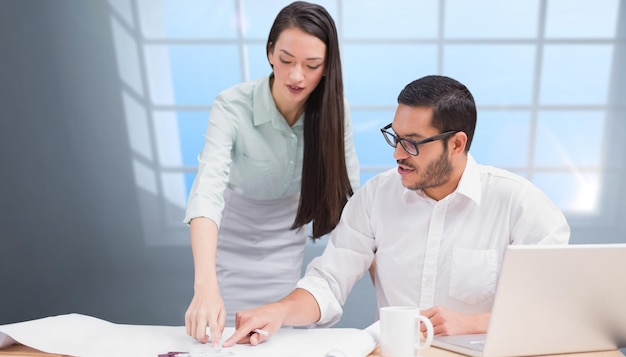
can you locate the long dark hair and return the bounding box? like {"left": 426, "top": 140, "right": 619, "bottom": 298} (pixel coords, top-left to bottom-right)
{"left": 267, "top": 1, "right": 353, "bottom": 239}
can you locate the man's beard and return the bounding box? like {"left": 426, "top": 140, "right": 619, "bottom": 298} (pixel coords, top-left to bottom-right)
{"left": 399, "top": 150, "right": 453, "bottom": 191}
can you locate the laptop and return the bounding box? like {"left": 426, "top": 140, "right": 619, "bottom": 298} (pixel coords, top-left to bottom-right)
{"left": 432, "top": 244, "right": 626, "bottom": 357}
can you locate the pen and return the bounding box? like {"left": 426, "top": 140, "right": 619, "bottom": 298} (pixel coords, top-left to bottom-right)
{"left": 174, "top": 351, "right": 233, "bottom": 357}
{"left": 252, "top": 328, "right": 270, "bottom": 336}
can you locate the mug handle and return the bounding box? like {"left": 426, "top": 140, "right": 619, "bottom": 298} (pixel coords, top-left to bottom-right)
{"left": 414, "top": 315, "right": 434, "bottom": 351}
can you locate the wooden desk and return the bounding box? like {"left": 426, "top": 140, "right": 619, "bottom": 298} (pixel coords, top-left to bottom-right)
{"left": 371, "top": 347, "right": 624, "bottom": 356}
{"left": 0, "top": 345, "right": 64, "bottom": 357}
{"left": 1, "top": 344, "right": 624, "bottom": 357}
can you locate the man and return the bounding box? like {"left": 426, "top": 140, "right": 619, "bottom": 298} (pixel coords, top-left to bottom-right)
{"left": 223, "top": 75, "right": 570, "bottom": 347}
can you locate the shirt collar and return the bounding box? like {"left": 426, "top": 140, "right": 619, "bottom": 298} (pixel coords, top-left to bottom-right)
{"left": 252, "top": 74, "right": 304, "bottom": 129}
{"left": 455, "top": 153, "right": 482, "bottom": 205}
{"left": 252, "top": 75, "right": 275, "bottom": 126}
{"left": 401, "top": 153, "right": 482, "bottom": 206}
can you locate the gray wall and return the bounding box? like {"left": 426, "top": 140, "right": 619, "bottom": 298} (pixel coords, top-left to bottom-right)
{"left": 0, "top": 0, "right": 193, "bottom": 325}
{"left": 0, "top": 0, "right": 624, "bottom": 333}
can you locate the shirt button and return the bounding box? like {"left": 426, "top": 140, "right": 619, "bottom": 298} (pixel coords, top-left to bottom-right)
{"left": 289, "top": 160, "right": 294, "bottom": 164}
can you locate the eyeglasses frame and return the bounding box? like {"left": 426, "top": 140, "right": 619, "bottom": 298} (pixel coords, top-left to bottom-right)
{"left": 380, "top": 123, "right": 459, "bottom": 156}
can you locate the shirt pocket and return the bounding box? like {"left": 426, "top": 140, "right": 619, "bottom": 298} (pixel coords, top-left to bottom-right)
{"left": 230, "top": 153, "right": 277, "bottom": 197}
{"left": 449, "top": 248, "right": 498, "bottom": 305}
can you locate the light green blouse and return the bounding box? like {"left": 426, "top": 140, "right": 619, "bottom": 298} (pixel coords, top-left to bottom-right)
{"left": 184, "top": 75, "right": 360, "bottom": 227}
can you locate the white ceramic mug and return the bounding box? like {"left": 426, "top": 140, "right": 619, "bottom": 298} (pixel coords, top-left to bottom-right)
{"left": 379, "top": 306, "right": 434, "bottom": 357}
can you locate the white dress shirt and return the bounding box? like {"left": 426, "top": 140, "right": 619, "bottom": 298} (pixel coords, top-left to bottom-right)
{"left": 297, "top": 154, "right": 570, "bottom": 327}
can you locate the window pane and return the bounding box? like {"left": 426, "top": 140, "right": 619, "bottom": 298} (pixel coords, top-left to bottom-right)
{"left": 444, "top": 45, "right": 535, "bottom": 105}
{"left": 111, "top": 18, "right": 143, "bottom": 96}
{"left": 446, "top": 0, "right": 539, "bottom": 38}
{"left": 109, "top": 0, "right": 135, "bottom": 29}
{"left": 247, "top": 43, "right": 272, "bottom": 81}
{"left": 133, "top": 159, "right": 158, "bottom": 195}
{"left": 545, "top": 0, "right": 620, "bottom": 38}
{"left": 603, "top": 108, "right": 625, "bottom": 170}
{"left": 343, "top": 0, "right": 438, "bottom": 39}
{"left": 352, "top": 110, "right": 397, "bottom": 168}
{"left": 534, "top": 111, "right": 605, "bottom": 167}
{"left": 241, "top": 0, "right": 338, "bottom": 39}
{"left": 241, "top": 1, "right": 288, "bottom": 40}
{"left": 540, "top": 45, "right": 614, "bottom": 105}
{"left": 472, "top": 110, "right": 531, "bottom": 167}
{"left": 533, "top": 172, "right": 601, "bottom": 214}
{"left": 185, "top": 172, "right": 197, "bottom": 200}
{"left": 138, "top": 0, "right": 238, "bottom": 39}
{"left": 344, "top": 44, "right": 438, "bottom": 106}
{"left": 153, "top": 111, "right": 209, "bottom": 167}
{"left": 177, "top": 111, "right": 209, "bottom": 166}
{"left": 360, "top": 170, "right": 383, "bottom": 186}
{"left": 123, "top": 92, "right": 153, "bottom": 161}
{"left": 161, "top": 172, "right": 188, "bottom": 223}
{"left": 153, "top": 111, "right": 182, "bottom": 167}
{"left": 144, "top": 45, "right": 242, "bottom": 105}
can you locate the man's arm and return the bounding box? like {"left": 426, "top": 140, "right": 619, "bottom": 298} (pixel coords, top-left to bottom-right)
{"left": 421, "top": 306, "right": 490, "bottom": 335}
{"left": 222, "top": 288, "right": 320, "bottom": 347}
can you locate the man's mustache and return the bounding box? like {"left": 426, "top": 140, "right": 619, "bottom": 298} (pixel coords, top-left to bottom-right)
{"left": 397, "top": 160, "right": 415, "bottom": 171}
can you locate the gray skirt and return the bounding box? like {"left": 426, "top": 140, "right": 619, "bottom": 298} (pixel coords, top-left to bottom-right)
{"left": 216, "top": 188, "right": 307, "bottom": 326}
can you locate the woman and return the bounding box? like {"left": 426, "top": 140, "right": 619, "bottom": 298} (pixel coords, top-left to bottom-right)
{"left": 183, "top": 1, "right": 360, "bottom": 345}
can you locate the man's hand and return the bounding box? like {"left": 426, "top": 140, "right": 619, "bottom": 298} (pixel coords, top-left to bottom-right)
{"left": 421, "top": 306, "right": 490, "bottom": 336}
{"left": 222, "top": 288, "right": 321, "bottom": 347}
{"left": 222, "top": 302, "right": 285, "bottom": 347}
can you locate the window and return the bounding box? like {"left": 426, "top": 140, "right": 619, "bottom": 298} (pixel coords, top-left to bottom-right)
{"left": 107, "top": 0, "right": 625, "bottom": 245}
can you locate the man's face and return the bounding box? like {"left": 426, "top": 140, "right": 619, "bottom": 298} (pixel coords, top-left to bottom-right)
{"left": 390, "top": 105, "right": 453, "bottom": 192}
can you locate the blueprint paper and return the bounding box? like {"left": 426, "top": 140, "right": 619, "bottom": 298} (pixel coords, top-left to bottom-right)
{"left": 0, "top": 313, "right": 379, "bottom": 357}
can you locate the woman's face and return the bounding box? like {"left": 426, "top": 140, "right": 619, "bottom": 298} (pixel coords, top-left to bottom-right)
{"left": 268, "top": 27, "right": 326, "bottom": 106}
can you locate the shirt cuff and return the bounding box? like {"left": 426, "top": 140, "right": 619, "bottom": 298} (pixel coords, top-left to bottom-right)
{"left": 296, "top": 275, "right": 343, "bottom": 327}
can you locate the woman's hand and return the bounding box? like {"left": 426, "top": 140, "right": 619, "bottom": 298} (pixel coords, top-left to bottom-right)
{"left": 186, "top": 217, "right": 223, "bottom": 346}
{"left": 185, "top": 285, "right": 226, "bottom": 347}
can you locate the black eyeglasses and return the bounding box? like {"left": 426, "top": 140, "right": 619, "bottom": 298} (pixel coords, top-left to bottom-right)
{"left": 380, "top": 124, "right": 458, "bottom": 156}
